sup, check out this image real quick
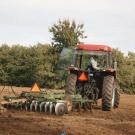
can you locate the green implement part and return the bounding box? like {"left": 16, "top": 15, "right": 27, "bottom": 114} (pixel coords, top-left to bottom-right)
{"left": 2, "top": 91, "right": 94, "bottom": 115}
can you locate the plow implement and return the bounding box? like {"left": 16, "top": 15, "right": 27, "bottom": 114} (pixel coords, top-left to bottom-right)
{"left": 1, "top": 91, "right": 93, "bottom": 116}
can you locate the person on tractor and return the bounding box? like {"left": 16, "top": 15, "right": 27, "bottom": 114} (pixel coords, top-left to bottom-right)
{"left": 87, "top": 56, "right": 100, "bottom": 72}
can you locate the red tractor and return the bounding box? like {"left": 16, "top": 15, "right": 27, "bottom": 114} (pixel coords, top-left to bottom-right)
{"left": 65, "top": 44, "right": 120, "bottom": 111}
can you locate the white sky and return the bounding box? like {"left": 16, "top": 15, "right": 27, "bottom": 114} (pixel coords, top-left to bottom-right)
{"left": 0, "top": 0, "right": 135, "bottom": 53}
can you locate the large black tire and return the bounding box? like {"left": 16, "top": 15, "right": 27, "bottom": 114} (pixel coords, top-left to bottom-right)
{"left": 102, "top": 75, "right": 114, "bottom": 111}
{"left": 65, "top": 74, "right": 77, "bottom": 95}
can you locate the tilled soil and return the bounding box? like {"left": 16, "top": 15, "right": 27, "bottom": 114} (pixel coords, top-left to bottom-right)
{"left": 0, "top": 94, "right": 135, "bottom": 135}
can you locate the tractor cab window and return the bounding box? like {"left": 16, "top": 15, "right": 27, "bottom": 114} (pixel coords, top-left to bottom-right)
{"left": 74, "top": 50, "right": 110, "bottom": 70}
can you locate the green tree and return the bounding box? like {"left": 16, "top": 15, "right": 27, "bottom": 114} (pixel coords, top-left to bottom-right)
{"left": 34, "top": 44, "right": 58, "bottom": 87}
{"left": 0, "top": 44, "right": 10, "bottom": 83}
{"left": 112, "top": 49, "right": 135, "bottom": 94}
{"left": 49, "top": 19, "right": 87, "bottom": 52}
{"left": 112, "top": 48, "right": 125, "bottom": 67}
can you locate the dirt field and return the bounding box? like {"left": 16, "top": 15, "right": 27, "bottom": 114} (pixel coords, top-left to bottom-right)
{"left": 0, "top": 87, "right": 135, "bottom": 135}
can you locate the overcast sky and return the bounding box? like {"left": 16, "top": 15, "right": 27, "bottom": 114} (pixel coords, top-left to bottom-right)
{"left": 0, "top": 0, "right": 135, "bottom": 53}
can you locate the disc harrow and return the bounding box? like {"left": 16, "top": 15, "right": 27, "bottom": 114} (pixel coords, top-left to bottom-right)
{"left": 2, "top": 91, "right": 93, "bottom": 116}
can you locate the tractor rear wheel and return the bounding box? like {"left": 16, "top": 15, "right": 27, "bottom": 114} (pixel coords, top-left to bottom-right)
{"left": 102, "top": 75, "right": 114, "bottom": 111}
{"left": 65, "top": 73, "right": 77, "bottom": 95}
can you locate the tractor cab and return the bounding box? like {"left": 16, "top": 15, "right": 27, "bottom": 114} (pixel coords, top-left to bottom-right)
{"left": 73, "top": 44, "right": 112, "bottom": 69}
{"left": 69, "top": 44, "right": 116, "bottom": 81}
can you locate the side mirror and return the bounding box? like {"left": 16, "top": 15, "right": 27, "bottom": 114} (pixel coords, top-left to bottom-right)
{"left": 114, "top": 61, "right": 117, "bottom": 70}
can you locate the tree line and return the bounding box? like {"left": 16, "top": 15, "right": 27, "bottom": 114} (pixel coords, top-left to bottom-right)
{"left": 0, "top": 44, "right": 135, "bottom": 93}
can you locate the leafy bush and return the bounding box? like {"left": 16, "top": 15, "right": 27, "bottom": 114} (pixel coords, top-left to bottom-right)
{"left": 112, "top": 49, "right": 135, "bottom": 94}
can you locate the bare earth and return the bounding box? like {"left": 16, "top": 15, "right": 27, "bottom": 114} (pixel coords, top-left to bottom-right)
{"left": 0, "top": 87, "right": 135, "bottom": 135}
